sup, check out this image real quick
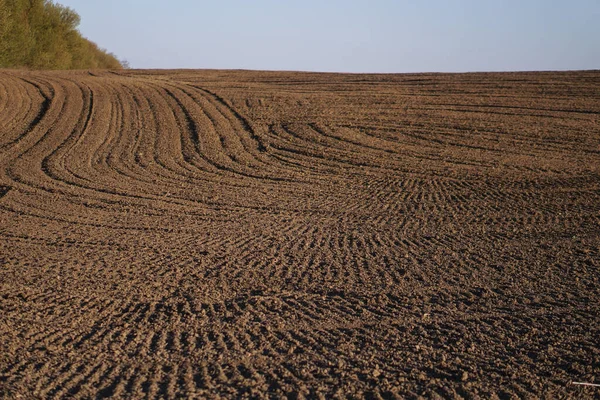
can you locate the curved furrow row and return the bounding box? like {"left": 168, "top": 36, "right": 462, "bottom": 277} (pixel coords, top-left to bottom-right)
{"left": 1, "top": 77, "right": 259, "bottom": 228}
{"left": 0, "top": 76, "right": 56, "bottom": 158}
{"left": 163, "top": 83, "right": 316, "bottom": 188}
{"left": 1, "top": 70, "right": 599, "bottom": 398}
{"left": 0, "top": 75, "right": 50, "bottom": 152}
{"left": 0, "top": 75, "right": 30, "bottom": 146}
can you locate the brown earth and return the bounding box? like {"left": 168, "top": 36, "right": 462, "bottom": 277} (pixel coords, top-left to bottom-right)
{"left": 0, "top": 69, "right": 599, "bottom": 399}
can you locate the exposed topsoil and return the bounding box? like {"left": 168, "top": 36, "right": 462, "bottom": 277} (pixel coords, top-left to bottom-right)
{"left": 0, "top": 69, "right": 599, "bottom": 398}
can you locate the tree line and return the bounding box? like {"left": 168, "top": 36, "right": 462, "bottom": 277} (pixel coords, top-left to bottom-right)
{"left": 0, "top": 0, "right": 124, "bottom": 69}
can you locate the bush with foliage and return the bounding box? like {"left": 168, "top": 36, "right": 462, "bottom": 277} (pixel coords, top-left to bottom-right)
{"left": 0, "top": 0, "right": 123, "bottom": 69}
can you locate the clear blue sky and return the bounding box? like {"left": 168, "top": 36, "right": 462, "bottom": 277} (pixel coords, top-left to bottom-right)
{"left": 59, "top": 0, "right": 599, "bottom": 72}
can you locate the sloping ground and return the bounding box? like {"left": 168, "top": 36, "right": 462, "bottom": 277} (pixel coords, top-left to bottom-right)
{"left": 0, "top": 69, "right": 599, "bottom": 398}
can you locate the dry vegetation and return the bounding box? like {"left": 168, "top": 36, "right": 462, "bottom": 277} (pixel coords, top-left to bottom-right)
{"left": 0, "top": 0, "right": 122, "bottom": 69}
{"left": 0, "top": 69, "right": 599, "bottom": 398}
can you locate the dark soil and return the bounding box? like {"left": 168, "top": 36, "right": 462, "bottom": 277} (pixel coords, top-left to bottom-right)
{"left": 1, "top": 69, "right": 599, "bottom": 398}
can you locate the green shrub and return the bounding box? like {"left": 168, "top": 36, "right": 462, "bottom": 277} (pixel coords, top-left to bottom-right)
{"left": 0, "top": 0, "right": 123, "bottom": 69}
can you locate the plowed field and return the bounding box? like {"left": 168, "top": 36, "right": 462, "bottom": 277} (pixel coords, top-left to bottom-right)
{"left": 1, "top": 69, "right": 599, "bottom": 398}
